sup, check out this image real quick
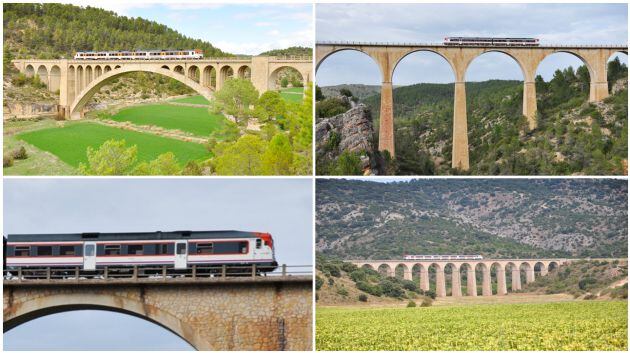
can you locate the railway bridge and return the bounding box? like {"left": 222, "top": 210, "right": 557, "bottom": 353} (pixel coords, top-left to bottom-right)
{"left": 3, "top": 269, "right": 312, "bottom": 351}
{"left": 316, "top": 42, "right": 628, "bottom": 170}
{"left": 350, "top": 258, "right": 570, "bottom": 297}
{"left": 12, "top": 55, "right": 312, "bottom": 119}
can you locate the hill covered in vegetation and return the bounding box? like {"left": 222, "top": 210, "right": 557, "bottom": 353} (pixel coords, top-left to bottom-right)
{"left": 259, "top": 46, "right": 311, "bottom": 57}
{"left": 3, "top": 3, "right": 230, "bottom": 60}
{"left": 316, "top": 179, "right": 627, "bottom": 259}
{"left": 317, "top": 59, "right": 627, "bottom": 175}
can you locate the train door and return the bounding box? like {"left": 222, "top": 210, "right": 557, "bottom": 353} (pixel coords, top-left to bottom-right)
{"left": 83, "top": 242, "right": 96, "bottom": 270}
{"left": 174, "top": 240, "right": 188, "bottom": 269}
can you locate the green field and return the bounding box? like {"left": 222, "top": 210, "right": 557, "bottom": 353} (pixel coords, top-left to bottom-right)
{"left": 17, "top": 122, "right": 210, "bottom": 167}
{"left": 171, "top": 95, "right": 210, "bottom": 105}
{"left": 280, "top": 87, "right": 305, "bottom": 103}
{"left": 107, "top": 104, "right": 226, "bottom": 136}
{"left": 316, "top": 301, "right": 628, "bottom": 351}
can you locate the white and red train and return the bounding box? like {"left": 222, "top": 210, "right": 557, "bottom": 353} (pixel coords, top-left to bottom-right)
{"left": 403, "top": 254, "right": 484, "bottom": 261}
{"left": 73, "top": 49, "right": 204, "bottom": 60}
{"left": 444, "top": 37, "right": 539, "bottom": 47}
{"left": 3, "top": 230, "right": 277, "bottom": 273}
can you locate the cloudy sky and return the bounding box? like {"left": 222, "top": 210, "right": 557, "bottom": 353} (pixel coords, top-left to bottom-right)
{"left": 316, "top": 3, "right": 628, "bottom": 86}
{"left": 89, "top": 1, "right": 312, "bottom": 55}
{"left": 3, "top": 178, "right": 312, "bottom": 350}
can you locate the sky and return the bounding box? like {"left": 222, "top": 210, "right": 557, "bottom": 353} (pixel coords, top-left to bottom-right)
{"left": 316, "top": 3, "right": 628, "bottom": 86}
{"left": 78, "top": 1, "right": 313, "bottom": 55}
{"left": 3, "top": 178, "right": 313, "bottom": 350}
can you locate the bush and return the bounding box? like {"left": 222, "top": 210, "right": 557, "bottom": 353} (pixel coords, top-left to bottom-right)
{"left": 420, "top": 297, "right": 433, "bottom": 307}
{"left": 315, "top": 276, "right": 323, "bottom": 290}
{"left": 328, "top": 277, "right": 335, "bottom": 286}
{"left": 10, "top": 146, "right": 28, "bottom": 160}
{"left": 406, "top": 300, "right": 416, "bottom": 307}
{"left": 280, "top": 77, "right": 289, "bottom": 88}
{"left": 358, "top": 294, "right": 368, "bottom": 302}
{"left": 424, "top": 289, "right": 437, "bottom": 299}
{"left": 583, "top": 293, "right": 598, "bottom": 300}
{"left": 337, "top": 287, "right": 349, "bottom": 296}
{"left": 356, "top": 281, "right": 382, "bottom": 297}
{"left": 349, "top": 270, "right": 367, "bottom": 283}
{"left": 3, "top": 154, "right": 14, "bottom": 167}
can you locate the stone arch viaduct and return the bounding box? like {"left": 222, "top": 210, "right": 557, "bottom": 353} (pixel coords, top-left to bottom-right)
{"left": 350, "top": 258, "right": 569, "bottom": 297}
{"left": 12, "top": 56, "right": 312, "bottom": 119}
{"left": 316, "top": 42, "right": 628, "bottom": 170}
{"left": 4, "top": 276, "right": 312, "bottom": 351}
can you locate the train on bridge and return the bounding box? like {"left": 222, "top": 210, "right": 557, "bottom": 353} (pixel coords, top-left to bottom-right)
{"left": 403, "top": 254, "right": 484, "bottom": 260}
{"left": 74, "top": 49, "right": 204, "bottom": 60}
{"left": 444, "top": 37, "right": 539, "bottom": 47}
{"left": 3, "top": 230, "right": 277, "bottom": 277}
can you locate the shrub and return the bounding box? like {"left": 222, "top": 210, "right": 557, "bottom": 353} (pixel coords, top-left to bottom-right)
{"left": 328, "top": 277, "right": 335, "bottom": 286}
{"left": 11, "top": 146, "right": 28, "bottom": 160}
{"left": 315, "top": 276, "right": 323, "bottom": 290}
{"left": 424, "top": 289, "right": 437, "bottom": 299}
{"left": 337, "top": 287, "right": 349, "bottom": 296}
{"left": 3, "top": 154, "right": 14, "bottom": 167}
{"left": 358, "top": 294, "right": 368, "bottom": 302}
{"left": 280, "top": 77, "right": 289, "bottom": 88}
{"left": 406, "top": 300, "right": 416, "bottom": 308}
{"left": 583, "top": 293, "right": 598, "bottom": 300}
{"left": 349, "top": 270, "right": 367, "bottom": 283}
{"left": 420, "top": 297, "right": 433, "bottom": 307}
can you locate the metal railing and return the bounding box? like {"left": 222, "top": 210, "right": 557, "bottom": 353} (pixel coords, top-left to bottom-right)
{"left": 315, "top": 40, "right": 628, "bottom": 49}
{"left": 270, "top": 55, "right": 313, "bottom": 61}
{"left": 3, "top": 264, "right": 312, "bottom": 282}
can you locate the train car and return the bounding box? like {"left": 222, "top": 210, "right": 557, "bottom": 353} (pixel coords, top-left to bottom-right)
{"left": 73, "top": 49, "right": 204, "bottom": 60}
{"left": 403, "top": 254, "right": 483, "bottom": 261}
{"left": 444, "top": 37, "right": 539, "bottom": 47}
{"left": 4, "top": 230, "right": 277, "bottom": 273}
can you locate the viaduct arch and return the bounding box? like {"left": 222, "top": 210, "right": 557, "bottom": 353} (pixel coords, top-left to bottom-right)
{"left": 4, "top": 276, "right": 312, "bottom": 351}
{"left": 352, "top": 258, "right": 568, "bottom": 297}
{"left": 316, "top": 42, "right": 628, "bottom": 170}
{"left": 12, "top": 55, "right": 312, "bottom": 119}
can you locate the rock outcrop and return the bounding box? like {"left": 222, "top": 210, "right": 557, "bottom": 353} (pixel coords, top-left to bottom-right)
{"left": 316, "top": 102, "right": 379, "bottom": 174}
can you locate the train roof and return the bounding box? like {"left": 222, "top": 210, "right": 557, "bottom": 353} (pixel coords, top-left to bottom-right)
{"left": 76, "top": 49, "right": 200, "bottom": 53}
{"left": 5, "top": 230, "right": 265, "bottom": 242}
{"left": 446, "top": 37, "right": 537, "bottom": 40}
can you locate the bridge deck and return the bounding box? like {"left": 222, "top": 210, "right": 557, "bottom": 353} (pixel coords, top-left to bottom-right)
{"left": 316, "top": 41, "right": 628, "bottom": 50}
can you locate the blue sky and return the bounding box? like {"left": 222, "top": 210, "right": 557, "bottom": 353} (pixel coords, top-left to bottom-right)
{"left": 3, "top": 178, "right": 313, "bottom": 350}
{"left": 316, "top": 3, "right": 628, "bottom": 86}
{"left": 89, "top": 1, "right": 313, "bottom": 55}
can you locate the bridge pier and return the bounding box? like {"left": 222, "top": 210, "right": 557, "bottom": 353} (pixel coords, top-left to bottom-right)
{"left": 481, "top": 266, "right": 492, "bottom": 296}
{"left": 523, "top": 81, "right": 537, "bottom": 130}
{"left": 420, "top": 266, "right": 430, "bottom": 291}
{"left": 451, "top": 267, "right": 462, "bottom": 297}
{"left": 452, "top": 81, "right": 469, "bottom": 170}
{"left": 466, "top": 267, "right": 477, "bottom": 296}
{"left": 435, "top": 266, "right": 446, "bottom": 297}
{"left": 525, "top": 267, "right": 535, "bottom": 283}
{"left": 496, "top": 266, "right": 507, "bottom": 295}
{"left": 511, "top": 267, "right": 521, "bottom": 291}
{"left": 379, "top": 81, "right": 395, "bottom": 156}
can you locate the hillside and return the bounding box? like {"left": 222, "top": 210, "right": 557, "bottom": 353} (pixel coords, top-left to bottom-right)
{"left": 259, "top": 46, "right": 311, "bottom": 57}
{"left": 320, "top": 59, "right": 627, "bottom": 175}
{"left": 3, "top": 3, "right": 230, "bottom": 60}
{"left": 520, "top": 259, "right": 627, "bottom": 299}
{"left": 316, "top": 179, "right": 627, "bottom": 259}
{"left": 321, "top": 84, "right": 383, "bottom": 101}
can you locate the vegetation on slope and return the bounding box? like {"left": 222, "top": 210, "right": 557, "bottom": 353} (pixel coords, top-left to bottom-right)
{"left": 316, "top": 179, "right": 627, "bottom": 259}
{"left": 258, "top": 46, "right": 311, "bottom": 57}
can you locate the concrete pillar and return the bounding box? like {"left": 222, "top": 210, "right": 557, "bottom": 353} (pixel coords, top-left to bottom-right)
{"left": 590, "top": 82, "right": 609, "bottom": 102}
{"left": 436, "top": 266, "right": 446, "bottom": 297}
{"left": 451, "top": 268, "right": 462, "bottom": 297}
{"left": 540, "top": 266, "right": 548, "bottom": 277}
{"left": 420, "top": 266, "right": 430, "bottom": 291}
{"left": 378, "top": 81, "right": 395, "bottom": 156}
{"left": 451, "top": 81, "right": 469, "bottom": 170}
{"left": 482, "top": 266, "right": 492, "bottom": 296}
{"left": 467, "top": 267, "right": 477, "bottom": 296}
{"left": 496, "top": 266, "right": 507, "bottom": 295}
{"left": 525, "top": 266, "right": 535, "bottom": 283}
{"left": 511, "top": 268, "right": 521, "bottom": 291}
{"left": 523, "top": 81, "right": 537, "bottom": 130}
{"left": 403, "top": 268, "right": 412, "bottom": 281}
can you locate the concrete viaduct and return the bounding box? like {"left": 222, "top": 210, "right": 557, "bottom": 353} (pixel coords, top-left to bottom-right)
{"left": 12, "top": 55, "right": 312, "bottom": 119}
{"left": 3, "top": 276, "right": 312, "bottom": 351}
{"left": 350, "top": 258, "right": 568, "bottom": 297}
{"left": 316, "top": 42, "right": 628, "bottom": 170}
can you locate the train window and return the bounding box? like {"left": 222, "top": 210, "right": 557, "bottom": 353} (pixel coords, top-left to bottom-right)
{"left": 256, "top": 239, "right": 262, "bottom": 249}
{"left": 85, "top": 244, "right": 95, "bottom": 256}
{"left": 104, "top": 244, "right": 121, "bottom": 255}
{"left": 37, "top": 246, "right": 53, "bottom": 256}
{"left": 155, "top": 244, "right": 170, "bottom": 255}
{"left": 14, "top": 246, "right": 30, "bottom": 256}
{"left": 128, "top": 244, "right": 143, "bottom": 255}
{"left": 176, "top": 243, "right": 187, "bottom": 255}
{"left": 240, "top": 242, "right": 248, "bottom": 254}
{"left": 60, "top": 246, "right": 76, "bottom": 256}
{"left": 196, "top": 243, "right": 213, "bottom": 254}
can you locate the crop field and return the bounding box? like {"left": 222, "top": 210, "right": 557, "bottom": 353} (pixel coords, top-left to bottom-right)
{"left": 171, "top": 95, "right": 209, "bottom": 105}
{"left": 280, "top": 87, "right": 304, "bottom": 103}
{"left": 17, "top": 122, "right": 210, "bottom": 167}
{"left": 107, "top": 104, "right": 226, "bottom": 136}
{"left": 316, "top": 301, "right": 627, "bottom": 351}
